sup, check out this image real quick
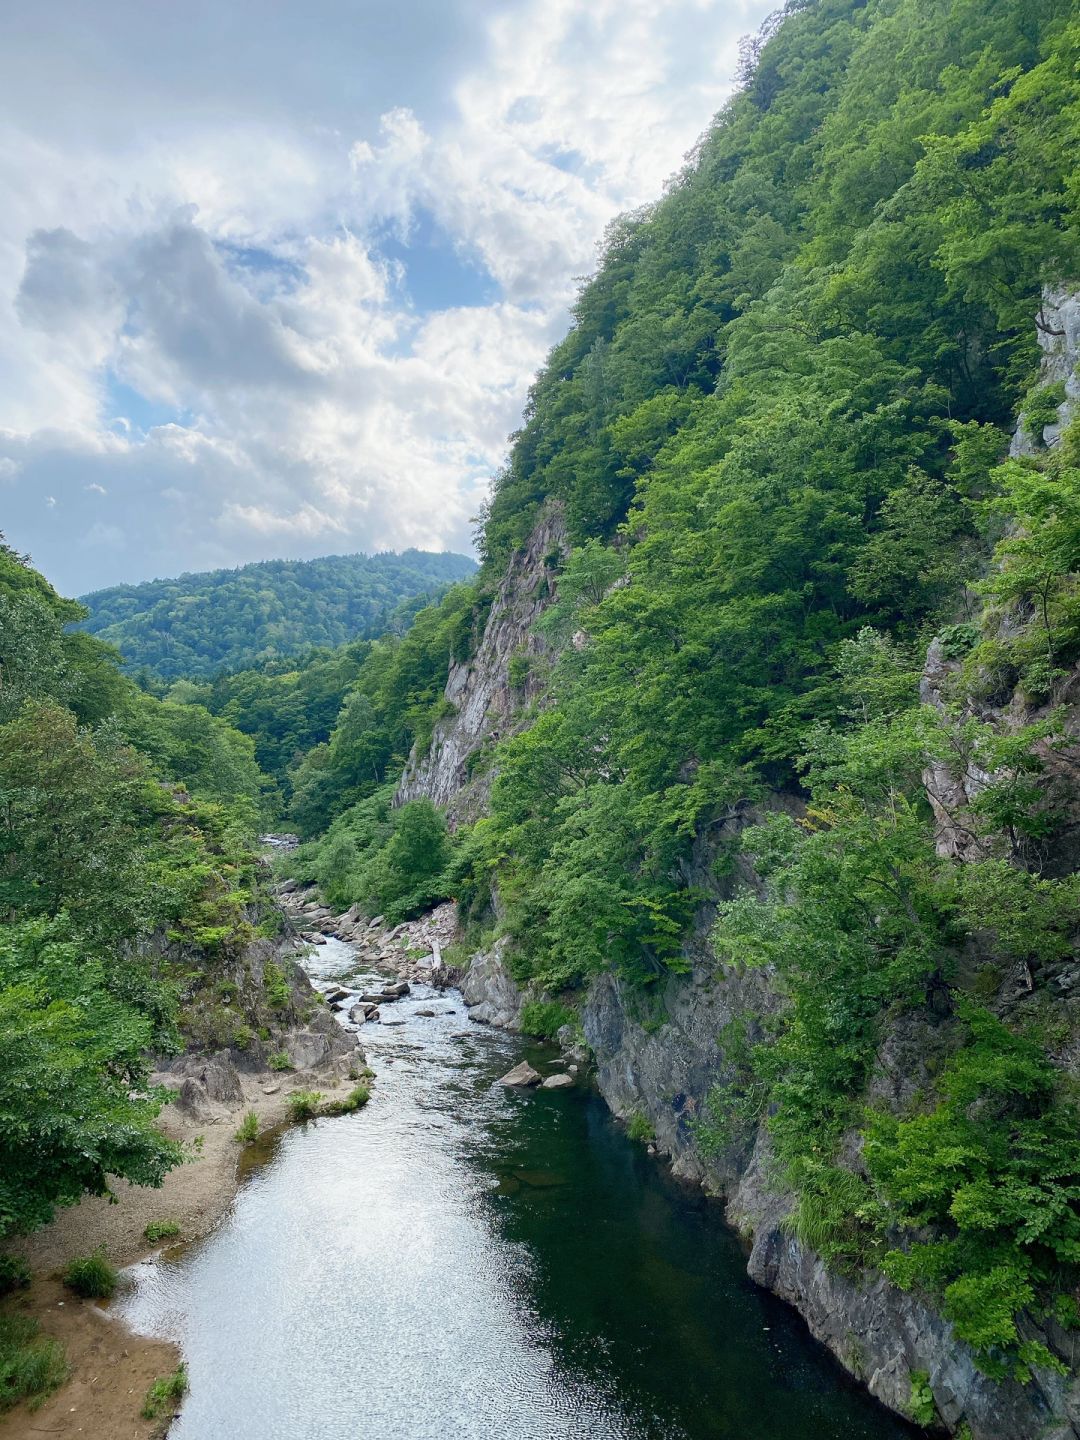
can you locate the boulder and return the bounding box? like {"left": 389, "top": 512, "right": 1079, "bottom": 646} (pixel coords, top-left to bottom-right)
{"left": 498, "top": 1061, "right": 542, "bottom": 1088}
{"left": 541, "top": 1073, "right": 575, "bottom": 1090}
{"left": 415, "top": 1008, "right": 436, "bottom": 1017}
{"left": 324, "top": 987, "right": 351, "bottom": 1006}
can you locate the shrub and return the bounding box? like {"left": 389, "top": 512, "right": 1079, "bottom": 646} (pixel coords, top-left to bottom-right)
{"left": 143, "top": 1221, "right": 181, "bottom": 1244}
{"left": 0, "top": 1313, "right": 68, "bottom": 1413}
{"left": 908, "top": 1370, "right": 936, "bottom": 1427}
{"left": 268, "top": 1051, "right": 293, "bottom": 1071}
{"left": 141, "top": 1364, "right": 187, "bottom": 1421}
{"left": 0, "top": 1255, "right": 30, "bottom": 1297}
{"left": 626, "top": 1111, "right": 654, "bottom": 1143}
{"left": 865, "top": 1005, "right": 1080, "bottom": 1379}
{"left": 519, "top": 1000, "right": 574, "bottom": 1040}
{"left": 263, "top": 961, "right": 290, "bottom": 1011}
{"left": 286, "top": 1090, "right": 324, "bottom": 1121}
{"left": 62, "top": 1250, "right": 117, "bottom": 1300}
{"left": 234, "top": 1110, "right": 259, "bottom": 1144}
{"left": 230, "top": 1024, "right": 254, "bottom": 1051}
{"left": 508, "top": 649, "right": 531, "bottom": 690}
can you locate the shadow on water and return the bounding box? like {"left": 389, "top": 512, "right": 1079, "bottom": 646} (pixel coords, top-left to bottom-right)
{"left": 118, "top": 960, "right": 922, "bottom": 1440}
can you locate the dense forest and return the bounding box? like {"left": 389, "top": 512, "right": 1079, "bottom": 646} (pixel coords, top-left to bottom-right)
{"left": 277, "top": 0, "right": 1080, "bottom": 1402}
{"left": 79, "top": 548, "right": 476, "bottom": 679}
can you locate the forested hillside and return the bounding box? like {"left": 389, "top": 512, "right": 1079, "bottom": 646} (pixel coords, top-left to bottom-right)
{"left": 79, "top": 548, "right": 476, "bottom": 680}
{"left": 0, "top": 532, "right": 301, "bottom": 1405}
{"left": 276, "top": 1, "right": 1080, "bottom": 1429}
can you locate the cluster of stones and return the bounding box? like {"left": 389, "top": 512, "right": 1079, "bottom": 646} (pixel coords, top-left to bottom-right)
{"left": 276, "top": 883, "right": 457, "bottom": 986}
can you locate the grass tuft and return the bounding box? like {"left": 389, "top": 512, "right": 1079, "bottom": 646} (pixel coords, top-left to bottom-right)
{"left": 62, "top": 1250, "right": 117, "bottom": 1300}
{"left": 234, "top": 1110, "right": 260, "bottom": 1144}
{"left": 0, "top": 1313, "right": 68, "bottom": 1412}
{"left": 141, "top": 1363, "right": 187, "bottom": 1421}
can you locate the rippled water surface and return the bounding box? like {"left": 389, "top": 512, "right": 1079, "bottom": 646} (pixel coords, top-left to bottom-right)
{"left": 120, "top": 938, "right": 917, "bottom": 1439}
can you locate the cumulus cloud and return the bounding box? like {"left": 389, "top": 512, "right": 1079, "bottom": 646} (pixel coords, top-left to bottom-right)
{"left": 0, "top": 0, "right": 767, "bottom": 594}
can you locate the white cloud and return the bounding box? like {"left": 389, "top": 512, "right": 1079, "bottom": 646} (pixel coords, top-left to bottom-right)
{"left": 0, "top": 0, "right": 769, "bottom": 593}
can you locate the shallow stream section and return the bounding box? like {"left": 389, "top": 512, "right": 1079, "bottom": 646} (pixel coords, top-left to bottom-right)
{"left": 119, "top": 937, "right": 918, "bottom": 1439}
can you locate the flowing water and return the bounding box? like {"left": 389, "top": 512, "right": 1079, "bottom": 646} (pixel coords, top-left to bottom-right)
{"left": 120, "top": 938, "right": 918, "bottom": 1440}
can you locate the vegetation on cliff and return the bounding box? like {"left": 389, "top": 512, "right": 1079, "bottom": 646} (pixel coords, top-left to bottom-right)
{"left": 287, "top": 0, "right": 1080, "bottom": 1389}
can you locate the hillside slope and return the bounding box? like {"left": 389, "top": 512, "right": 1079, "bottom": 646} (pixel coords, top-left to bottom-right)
{"left": 79, "top": 549, "right": 477, "bottom": 680}
{"left": 281, "top": 1, "right": 1080, "bottom": 1435}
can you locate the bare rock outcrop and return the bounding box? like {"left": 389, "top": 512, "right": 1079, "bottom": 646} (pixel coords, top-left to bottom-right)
{"left": 396, "top": 503, "right": 567, "bottom": 826}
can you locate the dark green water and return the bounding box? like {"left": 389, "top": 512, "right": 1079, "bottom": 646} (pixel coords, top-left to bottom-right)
{"left": 120, "top": 945, "right": 919, "bottom": 1439}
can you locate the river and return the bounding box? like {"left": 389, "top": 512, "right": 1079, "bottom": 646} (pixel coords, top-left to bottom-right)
{"left": 119, "top": 938, "right": 919, "bottom": 1439}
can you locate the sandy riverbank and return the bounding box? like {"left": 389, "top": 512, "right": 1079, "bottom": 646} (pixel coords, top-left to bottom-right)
{"left": 0, "top": 1063, "right": 363, "bottom": 1440}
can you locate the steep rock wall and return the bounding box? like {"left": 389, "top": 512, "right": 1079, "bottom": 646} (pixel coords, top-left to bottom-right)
{"left": 392, "top": 293, "right": 1080, "bottom": 1437}
{"left": 1010, "top": 286, "right": 1080, "bottom": 456}
{"left": 396, "top": 503, "right": 567, "bottom": 826}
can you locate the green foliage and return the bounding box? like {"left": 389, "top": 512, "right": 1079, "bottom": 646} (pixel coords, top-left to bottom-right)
{"left": 907, "top": 1370, "right": 937, "bottom": 1427}
{"left": 286, "top": 1090, "right": 324, "bottom": 1122}
{"left": 0, "top": 1313, "right": 67, "bottom": 1413}
{"left": 79, "top": 550, "right": 477, "bottom": 680}
{"left": 0, "top": 1256, "right": 29, "bottom": 1297}
{"left": 268, "top": 1052, "right": 293, "bottom": 1072}
{"left": 507, "top": 649, "right": 531, "bottom": 691}
{"left": 1023, "top": 382, "right": 1067, "bottom": 442}
{"left": 143, "top": 1220, "right": 181, "bottom": 1243}
{"left": 976, "top": 453, "right": 1080, "bottom": 694}
{"left": 62, "top": 1250, "right": 118, "bottom": 1300}
{"left": 301, "top": 794, "right": 453, "bottom": 923}
{"left": 626, "top": 1111, "right": 654, "bottom": 1143}
{"left": 519, "top": 1001, "right": 575, "bottom": 1040}
{"left": 321, "top": 1084, "right": 370, "bottom": 1116}
{"left": 0, "top": 921, "right": 184, "bottom": 1239}
{"left": 0, "top": 540, "right": 279, "bottom": 1241}
{"left": 234, "top": 1110, "right": 260, "bottom": 1144}
{"left": 262, "top": 962, "right": 290, "bottom": 1011}
{"left": 865, "top": 1005, "right": 1080, "bottom": 1379}
{"left": 140, "top": 1364, "right": 187, "bottom": 1421}
{"left": 284, "top": 582, "right": 487, "bottom": 832}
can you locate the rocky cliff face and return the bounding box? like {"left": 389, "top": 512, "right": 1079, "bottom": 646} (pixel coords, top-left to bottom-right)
{"left": 1010, "top": 285, "right": 1080, "bottom": 456}
{"left": 581, "top": 956, "right": 1079, "bottom": 1440}
{"left": 390, "top": 296, "right": 1080, "bottom": 1438}
{"left": 396, "top": 503, "right": 567, "bottom": 826}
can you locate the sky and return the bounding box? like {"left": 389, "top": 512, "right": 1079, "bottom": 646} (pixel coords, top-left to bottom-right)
{"left": 0, "top": 0, "right": 769, "bottom": 596}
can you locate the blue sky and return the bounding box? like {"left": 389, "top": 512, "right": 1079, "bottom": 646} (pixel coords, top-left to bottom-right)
{"left": 0, "top": 0, "right": 768, "bottom": 595}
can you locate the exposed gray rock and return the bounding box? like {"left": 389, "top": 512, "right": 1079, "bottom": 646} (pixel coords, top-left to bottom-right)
{"left": 541, "top": 1073, "right": 575, "bottom": 1090}
{"left": 162, "top": 1053, "right": 245, "bottom": 1119}
{"left": 1010, "top": 285, "right": 1079, "bottom": 455}
{"left": 498, "top": 1061, "right": 542, "bottom": 1087}
{"left": 462, "top": 937, "right": 523, "bottom": 1029}
{"left": 582, "top": 952, "right": 1080, "bottom": 1440}
{"left": 396, "top": 503, "right": 567, "bottom": 826}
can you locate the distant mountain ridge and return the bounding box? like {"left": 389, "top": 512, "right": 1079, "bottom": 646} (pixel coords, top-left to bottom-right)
{"left": 79, "top": 548, "right": 478, "bottom": 680}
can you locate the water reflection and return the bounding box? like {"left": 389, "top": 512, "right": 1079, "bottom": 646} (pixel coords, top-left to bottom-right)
{"left": 120, "top": 944, "right": 917, "bottom": 1440}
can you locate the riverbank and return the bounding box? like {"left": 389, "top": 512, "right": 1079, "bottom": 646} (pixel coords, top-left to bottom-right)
{"left": 0, "top": 928, "right": 368, "bottom": 1440}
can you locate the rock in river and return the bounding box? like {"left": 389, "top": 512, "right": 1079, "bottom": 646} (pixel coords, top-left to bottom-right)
{"left": 498, "top": 1061, "right": 542, "bottom": 1088}
{"left": 541, "top": 1073, "right": 575, "bottom": 1090}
